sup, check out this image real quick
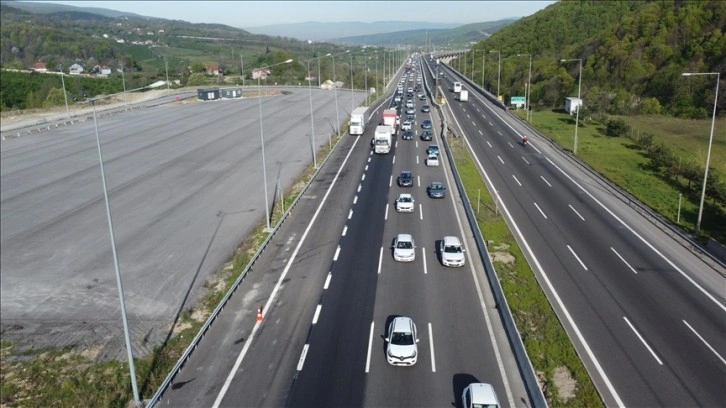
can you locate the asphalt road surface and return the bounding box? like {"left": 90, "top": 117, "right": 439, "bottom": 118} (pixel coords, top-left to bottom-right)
{"left": 0, "top": 87, "right": 368, "bottom": 358}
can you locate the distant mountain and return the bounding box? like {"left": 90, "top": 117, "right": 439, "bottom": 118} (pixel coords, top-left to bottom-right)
{"left": 334, "top": 19, "right": 517, "bottom": 47}
{"left": 0, "top": 0, "right": 147, "bottom": 19}
{"left": 244, "top": 21, "right": 460, "bottom": 42}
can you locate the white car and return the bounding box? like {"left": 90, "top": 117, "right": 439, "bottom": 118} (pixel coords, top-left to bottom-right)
{"left": 426, "top": 154, "right": 439, "bottom": 167}
{"left": 462, "top": 383, "right": 500, "bottom": 408}
{"left": 393, "top": 233, "right": 416, "bottom": 262}
{"left": 401, "top": 121, "right": 412, "bottom": 131}
{"left": 440, "top": 236, "right": 465, "bottom": 267}
{"left": 406, "top": 100, "right": 415, "bottom": 109}
{"left": 395, "top": 193, "right": 415, "bottom": 213}
{"left": 386, "top": 316, "right": 419, "bottom": 366}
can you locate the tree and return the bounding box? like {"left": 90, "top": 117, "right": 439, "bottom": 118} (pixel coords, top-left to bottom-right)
{"left": 43, "top": 87, "right": 66, "bottom": 108}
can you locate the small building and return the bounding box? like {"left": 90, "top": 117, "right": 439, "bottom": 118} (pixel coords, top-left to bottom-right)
{"left": 69, "top": 63, "right": 84, "bottom": 75}
{"left": 565, "top": 97, "right": 583, "bottom": 115}
{"left": 252, "top": 67, "right": 271, "bottom": 80}
{"left": 221, "top": 88, "right": 243, "bottom": 99}
{"left": 320, "top": 79, "right": 343, "bottom": 90}
{"left": 100, "top": 66, "right": 112, "bottom": 75}
{"left": 30, "top": 62, "right": 47, "bottom": 72}
{"left": 197, "top": 88, "right": 220, "bottom": 101}
{"left": 205, "top": 64, "right": 222, "bottom": 76}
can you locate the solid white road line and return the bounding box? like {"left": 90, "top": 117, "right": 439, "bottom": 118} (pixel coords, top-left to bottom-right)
{"left": 540, "top": 175, "right": 551, "bottom": 187}
{"left": 533, "top": 202, "right": 548, "bottom": 219}
{"left": 365, "top": 321, "right": 375, "bottom": 373}
{"left": 377, "top": 247, "right": 383, "bottom": 275}
{"left": 323, "top": 272, "right": 332, "bottom": 290}
{"left": 213, "top": 133, "right": 364, "bottom": 408}
{"left": 567, "top": 245, "right": 588, "bottom": 271}
{"left": 342, "top": 225, "right": 347, "bottom": 236}
{"left": 312, "top": 305, "right": 322, "bottom": 325}
{"left": 610, "top": 247, "right": 638, "bottom": 274}
{"left": 569, "top": 204, "right": 585, "bottom": 221}
{"left": 428, "top": 323, "right": 436, "bottom": 372}
{"left": 348, "top": 209, "right": 353, "bottom": 219}
{"left": 683, "top": 320, "right": 726, "bottom": 366}
{"left": 623, "top": 316, "right": 663, "bottom": 365}
{"left": 296, "top": 344, "right": 310, "bottom": 371}
{"left": 512, "top": 175, "right": 522, "bottom": 187}
{"left": 333, "top": 246, "right": 341, "bottom": 261}
{"left": 423, "top": 248, "right": 428, "bottom": 275}
{"left": 385, "top": 203, "right": 389, "bottom": 220}
{"left": 498, "top": 156, "right": 504, "bottom": 164}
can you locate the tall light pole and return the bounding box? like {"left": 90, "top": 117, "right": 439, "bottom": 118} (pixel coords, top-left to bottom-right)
{"left": 307, "top": 53, "right": 330, "bottom": 169}
{"left": 561, "top": 58, "right": 583, "bottom": 154}
{"left": 350, "top": 51, "right": 354, "bottom": 116}
{"left": 240, "top": 53, "right": 245, "bottom": 87}
{"left": 481, "top": 52, "right": 486, "bottom": 90}
{"left": 518, "top": 53, "right": 532, "bottom": 122}
{"left": 681, "top": 72, "right": 720, "bottom": 233}
{"left": 330, "top": 50, "right": 349, "bottom": 147}
{"left": 490, "top": 50, "right": 501, "bottom": 101}
{"left": 120, "top": 62, "right": 128, "bottom": 109}
{"left": 58, "top": 65, "right": 70, "bottom": 119}
{"left": 256, "top": 58, "right": 294, "bottom": 232}
{"left": 163, "top": 56, "right": 170, "bottom": 96}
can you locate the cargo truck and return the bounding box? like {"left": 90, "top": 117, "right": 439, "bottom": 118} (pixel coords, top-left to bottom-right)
{"left": 373, "top": 125, "right": 392, "bottom": 154}
{"left": 382, "top": 109, "right": 398, "bottom": 132}
{"left": 459, "top": 90, "right": 469, "bottom": 102}
{"left": 349, "top": 106, "right": 370, "bottom": 136}
{"left": 453, "top": 81, "right": 462, "bottom": 93}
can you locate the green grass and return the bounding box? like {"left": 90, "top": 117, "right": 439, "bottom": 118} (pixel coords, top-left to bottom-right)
{"left": 448, "top": 136, "right": 603, "bottom": 407}
{"left": 519, "top": 109, "right": 726, "bottom": 242}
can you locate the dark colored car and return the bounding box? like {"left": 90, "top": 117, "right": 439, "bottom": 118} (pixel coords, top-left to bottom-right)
{"left": 428, "top": 182, "right": 446, "bottom": 198}
{"left": 421, "top": 105, "right": 431, "bottom": 113}
{"left": 420, "top": 130, "right": 433, "bottom": 141}
{"left": 406, "top": 114, "right": 415, "bottom": 122}
{"left": 402, "top": 130, "right": 414, "bottom": 140}
{"left": 398, "top": 171, "right": 414, "bottom": 187}
{"left": 421, "top": 119, "right": 433, "bottom": 129}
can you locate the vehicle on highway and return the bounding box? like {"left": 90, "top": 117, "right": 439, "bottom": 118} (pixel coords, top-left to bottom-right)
{"left": 427, "top": 182, "right": 446, "bottom": 198}
{"left": 406, "top": 107, "right": 416, "bottom": 115}
{"left": 386, "top": 316, "right": 419, "bottom": 366}
{"left": 393, "top": 233, "right": 416, "bottom": 262}
{"left": 440, "top": 236, "right": 465, "bottom": 267}
{"left": 401, "top": 120, "right": 412, "bottom": 131}
{"left": 426, "top": 144, "right": 440, "bottom": 156}
{"left": 394, "top": 95, "right": 401, "bottom": 103}
{"left": 402, "top": 130, "right": 414, "bottom": 140}
{"left": 425, "top": 154, "right": 440, "bottom": 167}
{"left": 462, "top": 383, "right": 500, "bottom": 408}
{"left": 421, "top": 105, "right": 431, "bottom": 113}
{"left": 407, "top": 87, "right": 413, "bottom": 93}
{"left": 421, "top": 119, "right": 433, "bottom": 129}
{"left": 395, "top": 193, "right": 415, "bottom": 213}
{"left": 420, "top": 130, "right": 433, "bottom": 141}
{"left": 397, "top": 171, "right": 414, "bottom": 187}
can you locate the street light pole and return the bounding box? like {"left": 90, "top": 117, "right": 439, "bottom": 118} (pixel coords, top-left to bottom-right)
{"left": 330, "top": 50, "right": 350, "bottom": 147}
{"left": 164, "top": 56, "right": 170, "bottom": 96}
{"left": 681, "top": 72, "right": 720, "bottom": 233}
{"left": 58, "top": 65, "right": 70, "bottom": 119}
{"left": 561, "top": 58, "right": 583, "bottom": 154}
{"left": 490, "top": 50, "right": 501, "bottom": 100}
{"left": 120, "top": 62, "right": 128, "bottom": 109}
{"left": 307, "top": 53, "right": 330, "bottom": 169}
{"left": 256, "top": 58, "right": 293, "bottom": 232}
{"left": 481, "top": 52, "right": 485, "bottom": 90}
{"left": 350, "top": 51, "right": 354, "bottom": 116}
{"left": 518, "top": 54, "right": 532, "bottom": 122}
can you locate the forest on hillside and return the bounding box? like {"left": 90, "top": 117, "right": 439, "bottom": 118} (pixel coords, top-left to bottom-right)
{"left": 463, "top": 0, "right": 725, "bottom": 119}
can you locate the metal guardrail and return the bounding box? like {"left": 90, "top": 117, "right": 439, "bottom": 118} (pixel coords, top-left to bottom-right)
{"left": 423, "top": 57, "right": 547, "bottom": 408}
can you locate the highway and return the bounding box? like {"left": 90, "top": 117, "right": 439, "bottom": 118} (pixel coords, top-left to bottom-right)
{"left": 426, "top": 56, "right": 726, "bottom": 407}
{"left": 162, "top": 60, "right": 532, "bottom": 407}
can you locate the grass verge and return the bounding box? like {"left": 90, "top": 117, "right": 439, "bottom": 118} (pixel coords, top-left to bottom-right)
{"left": 448, "top": 135, "right": 603, "bottom": 407}
{"left": 0, "top": 129, "right": 347, "bottom": 407}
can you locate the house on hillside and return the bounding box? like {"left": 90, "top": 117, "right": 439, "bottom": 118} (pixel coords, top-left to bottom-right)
{"left": 30, "top": 62, "right": 47, "bottom": 72}
{"left": 99, "top": 66, "right": 112, "bottom": 76}
{"left": 69, "top": 63, "right": 84, "bottom": 75}
{"left": 205, "top": 64, "right": 222, "bottom": 76}
{"left": 252, "top": 67, "right": 270, "bottom": 80}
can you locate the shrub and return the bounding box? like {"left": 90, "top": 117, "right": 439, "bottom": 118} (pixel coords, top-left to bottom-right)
{"left": 606, "top": 118, "right": 629, "bottom": 137}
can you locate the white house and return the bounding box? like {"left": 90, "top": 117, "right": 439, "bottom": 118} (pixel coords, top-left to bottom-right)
{"left": 99, "top": 66, "right": 112, "bottom": 75}
{"left": 565, "top": 97, "right": 583, "bottom": 115}
{"left": 69, "top": 63, "right": 84, "bottom": 75}
{"left": 252, "top": 67, "right": 270, "bottom": 80}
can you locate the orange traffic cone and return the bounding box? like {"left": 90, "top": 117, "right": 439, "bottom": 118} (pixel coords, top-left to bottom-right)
{"left": 256, "top": 306, "right": 263, "bottom": 322}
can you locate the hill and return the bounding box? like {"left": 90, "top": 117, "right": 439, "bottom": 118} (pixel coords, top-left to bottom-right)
{"left": 245, "top": 20, "right": 460, "bottom": 42}
{"left": 0, "top": 0, "right": 146, "bottom": 18}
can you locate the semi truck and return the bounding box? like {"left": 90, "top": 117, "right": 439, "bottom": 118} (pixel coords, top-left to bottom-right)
{"left": 459, "top": 90, "right": 469, "bottom": 102}
{"left": 382, "top": 109, "right": 398, "bottom": 132}
{"left": 373, "top": 125, "right": 392, "bottom": 154}
{"left": 349, "top": 106, "right": 370, "bottom": 136}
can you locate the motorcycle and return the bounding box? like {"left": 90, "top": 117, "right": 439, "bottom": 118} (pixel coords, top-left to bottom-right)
{"left": 521, "top": 136, "right": 528, "bottom": 146}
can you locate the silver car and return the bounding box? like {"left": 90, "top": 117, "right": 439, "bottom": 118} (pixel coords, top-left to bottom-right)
{"left": 440, "top": 236, "right": 465, "bottom": 267}
{"left": 393, "top": 233, "right": 416, "bottom": 262}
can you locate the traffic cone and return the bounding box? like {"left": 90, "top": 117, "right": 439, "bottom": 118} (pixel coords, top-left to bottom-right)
{"left": 256, "top": 306, "right": 263, "bottom": 322}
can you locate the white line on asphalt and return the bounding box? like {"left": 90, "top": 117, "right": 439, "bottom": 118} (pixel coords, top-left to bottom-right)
{"left": 395, "top": 141, "right": 398, "bottom": 149}
{"left": 348, "top": 209, "right": 353, "bottom": 220}
{"left": 312, "top": 305, "right": 322, "bottom": 324}
{"left": 610, "top": 247, "right": 638, "bottom": 274}
{"left": 472, "top": 121, "right": 477, "bottom": 127}
{"left": 416, "top": 155, "right": 419, "bottom": 164}
{"left": 467, "top": 113, "right": 471, "bottom": 118}
{"left": 358, "top": 183, "right": 362, "bottom": 193}
{"left": 567, "top": 245, "right": 588, "bottom": 271}
{"left": 368, "top": 156, "right": 371, "bottom": 162}
{"left": 392, "top": 155, "right": 396, "bottom": 164}
{"left": 365, "top": 164, "right": 368, "bottom": 171}
{"left": 423, "top": 248, "right": 428, "bottom": 274}
{"left": 342, "top": 226, "right": 347, "bottom": 236}
{"left": 415, "top": 141, "right": 419, "bottom": 148}
{"left": 533, "top": 202, "right": 548, "bottom": 219}
{"left": 323, "top": 272, "right": 332, "bottom": 289}
{"left": 428, "top": 323, "right": 436, "bottom": 372}
{"left": 296, "top": 344, "right": 310, "bottom": 371}
{"left": 508, "top": 142, "right": 513, "bottom": 148}
{"left": 389, "top": 175, "right": 392, "bottom": 187}
{"left": 419, "top": 204, "right": 423, "bottom": 220}
{"left": 361, "top": 173, "right": 366, "bottom": 181}
{"left": 377, "top": 247, "right": 383, "bottom": 274}
{"left": 544, "top": 156, "right": 726, "bottom": 313}
{"left": 522, "top": 157, "right": 530, "bottom": 165}
{"left": 623, "top": 316, "right": 663, "bottom": 365}
{"left": 498, "top": 156, "right": 504, "bottom": 164}
{"left": 512, "top": 175, "right": 522, "bottom": 187}
{"left": 540, "top": 175, "right": 551, "bottom": 187}
{"left": 489, "top": 121, "right": 493, "bottom": 126}
{"left": 353, "top": 195, "right": 358, "bottom": 205}
{"left": 417, "top": 175, "right": 421, "bottom": 187}
{"left": 333, "top": 246, "right": 341, "bottom": 261}
{"left": 487, "top": 141, "right": 492, "bottom": 148}
{"left": 683, "top": 320, "right": 726, "bottom": 366}
{"left": 569, "top": 204, "right": 585, "bottom": 221}
{"left": 365, "top": 321, "right": 375, "bottom": 373}
{"left": 385, "top": 203, "right": 389, "bottom": 220}
{"left": 497, "top": 130, "right": 502, "bottom": 136}
{"left": 478, "top": 129, "right": 483, "bottom": 135}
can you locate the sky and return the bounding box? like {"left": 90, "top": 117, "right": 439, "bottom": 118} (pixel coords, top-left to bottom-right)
{"left": 43, "top": 1, "right": 557, "bottom": 29}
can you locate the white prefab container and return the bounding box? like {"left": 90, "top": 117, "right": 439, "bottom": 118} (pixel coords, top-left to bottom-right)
{"left": 349, "top": 106, "right": 369, "bottom": 136}
{"left": 374, "top": 125, "right": 392, "bottom": 154}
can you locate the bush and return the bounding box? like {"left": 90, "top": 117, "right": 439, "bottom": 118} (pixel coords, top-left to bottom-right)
{"left": 606, "top": 118, "right": 630, "bottom": 137}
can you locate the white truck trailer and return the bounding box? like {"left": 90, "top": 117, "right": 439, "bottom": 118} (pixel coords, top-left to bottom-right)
{"left": 373, "top": 125, "right": 392, "bottom": 154}
{"left": 349, "top": 106, "right": 370, "bottom": 136}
